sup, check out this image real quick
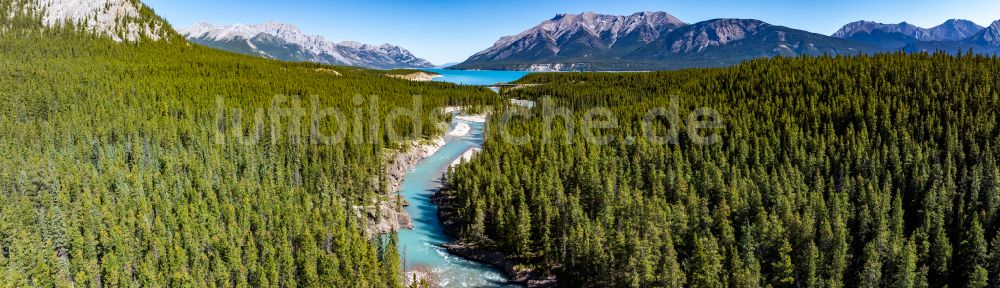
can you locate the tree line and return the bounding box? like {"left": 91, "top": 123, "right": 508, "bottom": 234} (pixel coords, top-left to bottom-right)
{"left": 444, "top": 52, "right": 1000, "bottom": 287}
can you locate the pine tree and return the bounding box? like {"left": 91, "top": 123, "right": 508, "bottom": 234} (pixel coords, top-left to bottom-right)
{"left": 959, "top": 216, "right": 989, "bottom": 288}
{"left": 891, "top": 238, "right": 917, "bottom": 288}
{"left": 688, "top": 235, "right": 724, "bottom": 288}
{"left": 515, "top": 198, "right": 533, "bottom": 256}
{"left": 771, "top": 239, "right": 796, "bottom": 288}
{"left": 729, "top": 247, "right": 761, "bottom": 288}
{"left": 384, "top": 233, "right": 403, "bottom": 288}
{"left": 660, "top": 229, "right": 686, "bottom": 288}
{"left": 859, "top": 241, "right": 883, "bottom": 288}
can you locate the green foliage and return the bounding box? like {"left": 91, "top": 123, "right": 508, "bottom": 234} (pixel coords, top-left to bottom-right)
{"left": 0, "top": 5, "right": 496, "bottom": 287}
{"left": 445, "top": 52, "right": 1000, "bottom": 287}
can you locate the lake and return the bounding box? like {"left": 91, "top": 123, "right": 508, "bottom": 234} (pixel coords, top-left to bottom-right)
{"left": 421, "top": 68, "right": 531, "bottom": 86}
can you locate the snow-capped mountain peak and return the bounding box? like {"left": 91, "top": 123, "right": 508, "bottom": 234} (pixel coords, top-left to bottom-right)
{"left": 337, "top": 41, "right": 371, "bottom": 49}
{"left": 179, "top": 21, "right": 434, "bottom": 69}
{"left": 454, "top": 13, "right": 878, "bottom": 71}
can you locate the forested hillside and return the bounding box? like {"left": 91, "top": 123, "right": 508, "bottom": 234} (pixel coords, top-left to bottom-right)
{"left": 443, "top": 53, "right": 1000, "bottom": 287}
{"left": 0, "top": 3, "right": 496, "bottom": 286}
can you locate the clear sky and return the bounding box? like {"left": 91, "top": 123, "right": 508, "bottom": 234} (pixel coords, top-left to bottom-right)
{"left": 144, "top": 0, "right": 1000, "bottom": 65}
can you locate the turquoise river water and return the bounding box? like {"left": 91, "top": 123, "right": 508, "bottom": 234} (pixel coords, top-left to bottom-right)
{"left": 395, "top": 70, "right": 528, "bottom": 287}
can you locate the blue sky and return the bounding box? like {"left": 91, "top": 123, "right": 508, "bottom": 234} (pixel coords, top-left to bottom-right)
{"left": 144, "top": 0, "right": 1000, "bottom": 65}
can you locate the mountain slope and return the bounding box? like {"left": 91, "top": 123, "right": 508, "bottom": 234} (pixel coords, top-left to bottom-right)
{"left": 832, "top": 21, "right": 930, "bottom": 50}
{"left": 903, "top": 20, "right": 1000, "bottom": 55}
{"left": 966, "top": 20, "right": 1000, "bottom": 48}
{"left": 179, "top": 21, "right": 434, "bottom": 69}
{"left": 4, "top": 0, "right": 173, "bottom": 41}
{"left": 628, "top": 19, "right": 878, "bottom": 69}
{"left": 454, "top": 14, "right": 877, "bottom": 71}
{"left": 927, "top": 19, "right": 984, "bottom": 41}
{"left": 832, "top": 19, "right": 983, "bottom": 50}
{"left": 451, "top": 11, "right": 686, "bottom": 71}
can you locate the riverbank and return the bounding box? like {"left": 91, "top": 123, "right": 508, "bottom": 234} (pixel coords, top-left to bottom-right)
{"left": 431, "top": 188, "right": 557, "bottom": 288}
{"left": 359, "top": 137, "right": 446, "bottom": 236}
{"left": 392, "top": 69, "right": 533, "bottom": 286}
{"left": 450, "top": 148, "right": 480, "bottom": 167}
{"left": 425, "top": 105, "right": 556, "bottom": 287}
{"left": 364, "top": 107, "right": 487, "bottom": 236}
{"left": 394, "top": 119, "right": 517, "bottom": 287}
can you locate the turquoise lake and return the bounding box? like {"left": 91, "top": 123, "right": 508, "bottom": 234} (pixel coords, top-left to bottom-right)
{"left": 421, "top": 68, "right": 531, "bottom": 86}
{"left": 395, "top": 71, "right": 528, "bottom": 287}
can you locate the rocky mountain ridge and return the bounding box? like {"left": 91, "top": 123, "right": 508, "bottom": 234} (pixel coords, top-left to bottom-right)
{"left": 5, "top": 0, "right": 172, "bottom": 41}
{"left": 179, "top": 21, "right": 434, "bottom": 69}
{"left": 455, "top": 12, "right": 1000, "bottom": 71}
{"left": 453, "top": 13, "right": 878, "bottom": 71}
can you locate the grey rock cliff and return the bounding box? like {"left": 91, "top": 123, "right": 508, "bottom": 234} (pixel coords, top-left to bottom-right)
{"left": 179, "top": 21, "right": 434, "bottom": 69}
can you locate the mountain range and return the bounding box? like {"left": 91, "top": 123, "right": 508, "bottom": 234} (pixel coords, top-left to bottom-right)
{"left": 14, "top": 1, "right": 1000, "bottom": 72}
{"left": 902, "top": 20, "right": 1000, "bottom": 55}
{"left": 832, "top": 19, "right": 984, "bottom": 50}
{"left": 178, "top": 22, "right": 434, "bottom": 69}
{"left": 452, "top": 12, "right": 688, "bottom": 71}
{"left": 453, "top": 12, "right": 1000, "bottom": 71}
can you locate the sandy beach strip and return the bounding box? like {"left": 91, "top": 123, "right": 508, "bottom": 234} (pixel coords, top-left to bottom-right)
{"left": 450, "top": 147, "right": 482, "bottom": 167}
{"left": 447, "top": 122, "right": 471, "bottom": 136}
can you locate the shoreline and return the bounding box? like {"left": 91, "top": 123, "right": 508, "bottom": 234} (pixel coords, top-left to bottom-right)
{"left": 396, "top": 115, "right": 520, "bottom": 287}
{"left": 447, "top": 122, "right": 471, "bottom": 137}
{"left": 450, "top": 147, "right": 480, "bottom": 167}
{"left": 430, "top": 110, "right": 556, "bottom": 287}
{"left": 454, "top": 114, "right": 487, "bottom": 123}
{"left": 430, "top": 188, "right": 556, "bottom": 288}
{"left": 388, "top": 71, "right": 443, "bottom": 82}
{"left": 360, "top": 137, "right": 446, "bottom": 236}
{"left": 393, "top": 110, "right": 549, "bottom": 287}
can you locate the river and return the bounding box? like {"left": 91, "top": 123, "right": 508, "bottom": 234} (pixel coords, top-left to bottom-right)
{"left": 396, "top": 70, "right": 528, "bottom": 287}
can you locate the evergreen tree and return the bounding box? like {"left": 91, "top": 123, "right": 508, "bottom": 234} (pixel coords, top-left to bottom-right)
{"left": 442, "top": 53, "right": 1000, "bottom": 286}
{"left": 0, "top": 5, "right": 499, "bottom": 286}
{"left": 688, "top": 235, "right": 724, "bottom": 288}
{"left": 514, "top": 198, "right": 533, "bottom": 256}
{"left": 771, "top": 240, "right": 796, "bottom": 288}
{"left": 959, "top": 217, "right": 989, "bottom": 288}
{"left": 660, "top": 229, "right": 686, "bottom": 288}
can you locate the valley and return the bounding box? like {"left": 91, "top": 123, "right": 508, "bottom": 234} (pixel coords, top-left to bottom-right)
{"left": 393, "top": 72, "right": 533, "bottom": 287}
{"left": 2, "top": 1, "right": 1000, "bottom": 288}
{"left": 395, "top": 117, "right": 517, "bottom": 288}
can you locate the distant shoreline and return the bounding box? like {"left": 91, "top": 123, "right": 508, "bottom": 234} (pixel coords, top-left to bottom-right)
{"left": 386, "top": 69, "right": 443, "bottom": 81}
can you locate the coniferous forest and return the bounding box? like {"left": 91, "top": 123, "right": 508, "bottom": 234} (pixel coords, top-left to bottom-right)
{"left": 442, "top": 53, "right": 1000, "bottom": 287}
{"left": 4, "top": 0, "right": 1000, "bottom": 287}
{"left": 0, "top": 2, "right": 498, "bottom": 287}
